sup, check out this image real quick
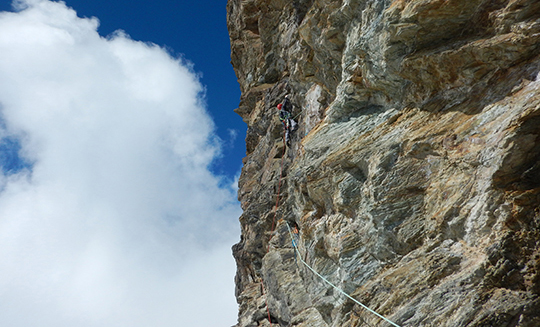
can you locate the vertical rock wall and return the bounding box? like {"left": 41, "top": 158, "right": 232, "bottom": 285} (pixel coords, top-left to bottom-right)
{"left": 227, "top": 0, "right": 540, "bottom": 326}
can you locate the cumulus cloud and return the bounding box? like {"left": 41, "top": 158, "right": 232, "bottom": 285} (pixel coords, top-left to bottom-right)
{"left": 0, "top": 1, "right": 241, "bottom": 326}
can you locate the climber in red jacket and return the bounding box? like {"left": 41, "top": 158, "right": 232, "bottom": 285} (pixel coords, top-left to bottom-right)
{"left": 277, "top": 95, "right": 297, "bottom": 146}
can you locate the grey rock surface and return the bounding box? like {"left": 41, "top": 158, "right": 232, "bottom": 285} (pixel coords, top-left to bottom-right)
{"left": 228, "top": 0, "right": 540, "bottom": 326}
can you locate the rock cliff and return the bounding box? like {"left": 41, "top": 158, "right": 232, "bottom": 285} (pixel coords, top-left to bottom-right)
{"left": 227, "top": 0, "right": 540, "bottom": 326}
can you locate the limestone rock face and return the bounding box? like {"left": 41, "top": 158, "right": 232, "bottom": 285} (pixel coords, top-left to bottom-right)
{"left": 227, "top": 0, "right": 540, "bottom": 326}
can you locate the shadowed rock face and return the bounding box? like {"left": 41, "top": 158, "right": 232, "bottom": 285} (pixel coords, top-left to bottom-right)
{"left": 227, "top": 0, "right": 540, "bottom": 326}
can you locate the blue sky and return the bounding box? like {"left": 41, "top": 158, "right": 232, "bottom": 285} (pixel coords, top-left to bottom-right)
{"left": 0, "top": 1, "right": 243, "bottom": 326}
{"left": 0, "top": 0, "right": 244, "bottom": 178}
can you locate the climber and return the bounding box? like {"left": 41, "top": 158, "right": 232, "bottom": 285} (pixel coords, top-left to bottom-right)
{"left": 277, "top": 95, "right": 297, "bottom": 146}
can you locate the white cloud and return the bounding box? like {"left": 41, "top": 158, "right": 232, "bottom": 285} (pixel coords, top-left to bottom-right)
{"left": 0, "top": 1, "right": 241, "bottom": 326}
{"left": 227, "top": 128, "right": 239, "bottom": 147}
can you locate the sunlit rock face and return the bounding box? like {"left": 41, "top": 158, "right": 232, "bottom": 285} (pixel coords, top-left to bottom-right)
{"left": 227, "top": 0, "right": 540, "bottom": 326}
